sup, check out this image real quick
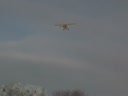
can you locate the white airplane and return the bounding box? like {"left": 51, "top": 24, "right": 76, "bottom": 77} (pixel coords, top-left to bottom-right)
{"left": 55, "top": 23, "right": 76, "bottom": 31}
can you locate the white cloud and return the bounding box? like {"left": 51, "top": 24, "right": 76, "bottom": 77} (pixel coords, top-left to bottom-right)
{"left": 0, "top": 34, "right": 89, "bottom": 70}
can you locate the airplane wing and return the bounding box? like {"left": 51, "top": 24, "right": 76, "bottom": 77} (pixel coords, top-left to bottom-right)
{"left": 66, "top": 23, "right": 76, "bottom": 25}
{"left": 55, "top": 24, "right": 65, "bottom": 27}
{"left": 55, "top": 23, "right": 76, "bottom": 26}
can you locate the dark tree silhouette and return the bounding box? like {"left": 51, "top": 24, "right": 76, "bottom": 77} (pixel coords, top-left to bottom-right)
{"left": 71, "top": 90, "right": 85, "bottom": 96}
{"left": 52, "top": 90, "right": 86, "bottom": 96}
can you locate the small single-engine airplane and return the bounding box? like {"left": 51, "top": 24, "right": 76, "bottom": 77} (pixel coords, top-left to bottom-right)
{"left": 55, "top": 23, "right": 76, "bottom": 31}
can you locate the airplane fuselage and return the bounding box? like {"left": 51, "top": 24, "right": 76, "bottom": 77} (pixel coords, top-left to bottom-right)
{"left": 63, "top": 24, "right": 69, "bottom": 30}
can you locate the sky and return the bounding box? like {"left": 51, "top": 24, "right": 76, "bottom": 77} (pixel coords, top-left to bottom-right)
{"left": 0, "top": 0, "right": 128, "bottom": 96}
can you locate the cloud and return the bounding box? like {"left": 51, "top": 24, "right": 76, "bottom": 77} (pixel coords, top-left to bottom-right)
{"left": 0, "top": 34, "right": 89, "bottom": 70}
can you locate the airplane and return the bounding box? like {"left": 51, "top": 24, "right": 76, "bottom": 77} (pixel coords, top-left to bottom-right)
{"left": 55, "top": 23, "right": 76, "bottom": 31}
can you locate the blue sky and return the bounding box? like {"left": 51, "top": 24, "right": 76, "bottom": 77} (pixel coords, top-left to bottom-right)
{"left": 0, "top": 0, "right": 128, "bottom": 96}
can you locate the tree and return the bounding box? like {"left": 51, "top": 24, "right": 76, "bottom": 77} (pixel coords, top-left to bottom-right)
{"left": 71, "top": 90, "right": 85, "bottom": 96}
{"left": 52, "top": 90, "right": 86, "bottom": 96}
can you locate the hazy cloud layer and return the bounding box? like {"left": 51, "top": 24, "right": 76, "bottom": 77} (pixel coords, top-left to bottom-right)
{"left": 0, "top": 0, "right": 128, "bottom": 96}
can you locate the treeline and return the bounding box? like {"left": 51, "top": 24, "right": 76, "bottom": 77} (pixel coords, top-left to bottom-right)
{"left": 0, "top": 83, "right": 88, "bottom": 96}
